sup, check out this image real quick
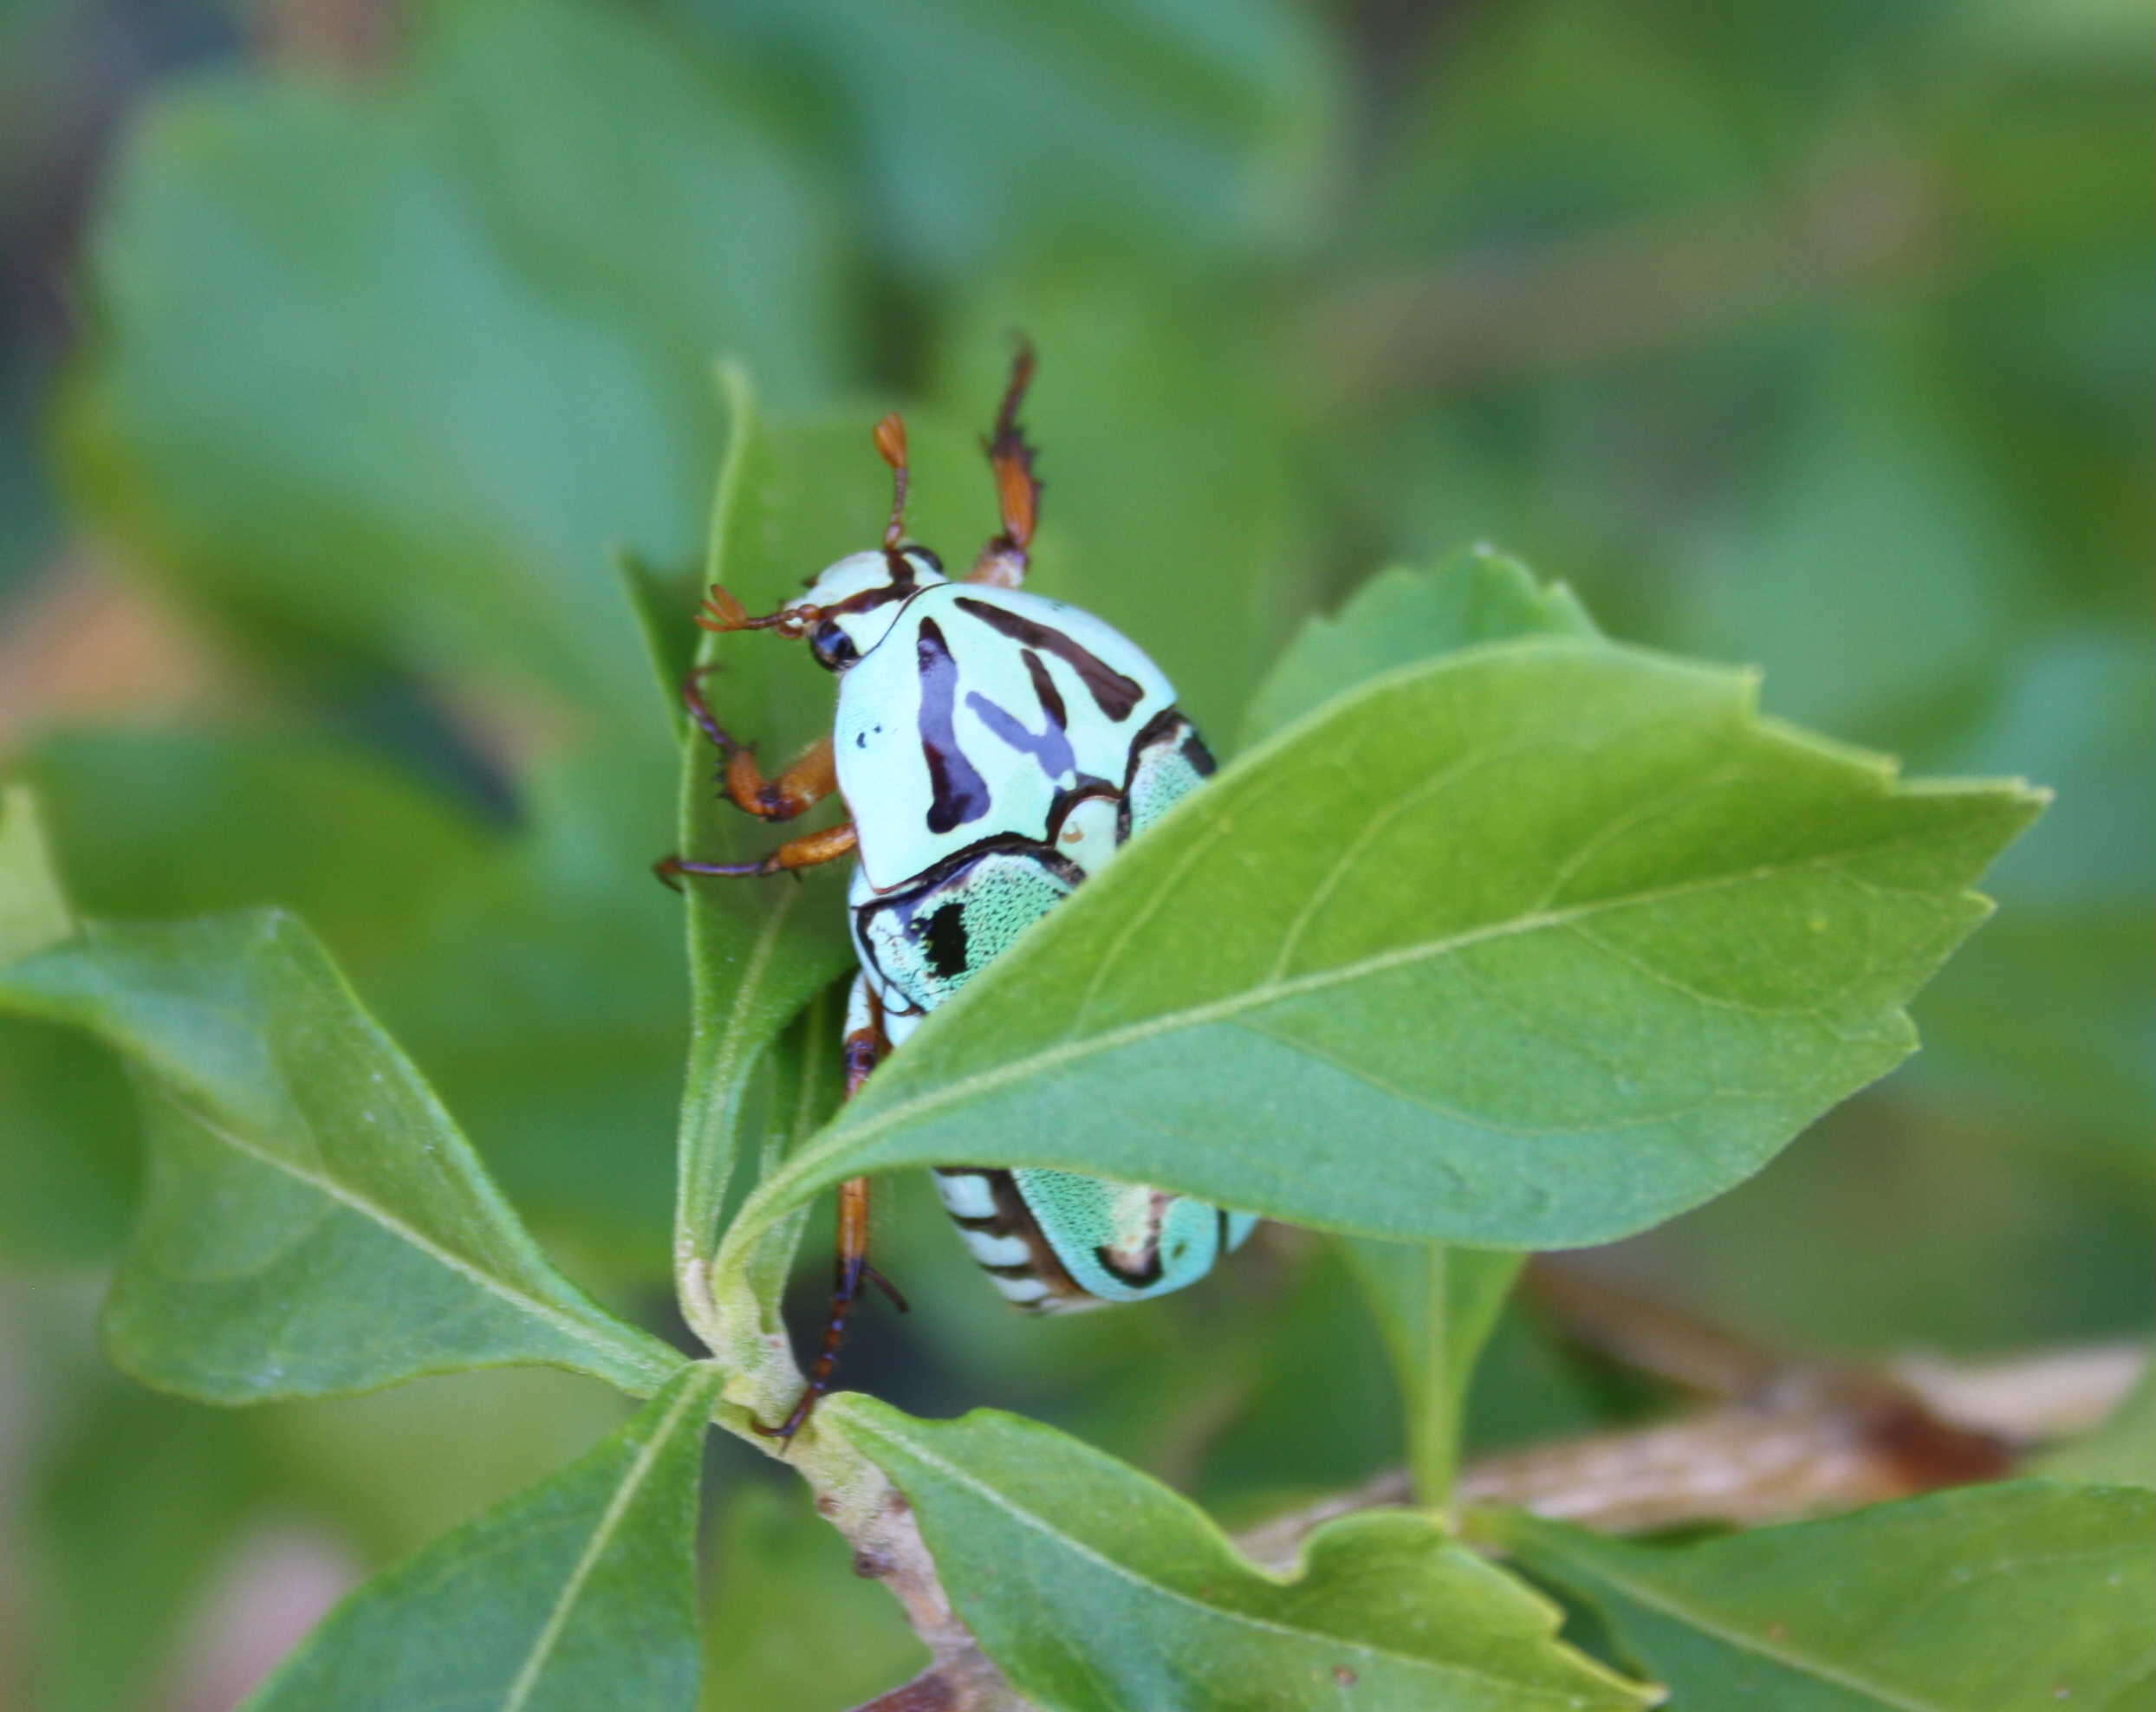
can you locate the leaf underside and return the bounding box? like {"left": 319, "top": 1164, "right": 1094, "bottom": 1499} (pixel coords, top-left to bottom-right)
{"left": 727, "top": 639, "right": 2041, "bottom": 1263}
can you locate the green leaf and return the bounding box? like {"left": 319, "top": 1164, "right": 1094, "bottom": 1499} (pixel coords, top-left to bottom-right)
{"left": 1491, "top": 1481, "right": 2156, "bottom": 1710}
{"left": 719, "top": 639, "right": 2041, "bottom": 1274}
{"left": 246, "top": 1361, "right": 723, "bottom": 1712}
{"left": 0, "top": 781, "right": 71, "bottom": 957}
{"left": 1253, "top": 553, "right": 1583, "bottom": 1501}
{"left": 1240, "top": 548, "right": 1599, "bottom": 750}
{"left": 1339, "top": 1238, "right": 1523, "bottom": 1508}
{"left": 669, "top": 372, "right": 857, "bottom": 1306}
{"left": 830, "top": 1397, "right": 1652, "bottom": 1711}
{"left": 0, "top": 1019, "right": 138, "bottom": 1265}
{"left": 0, "top": 786, "right": 137, "bottom": 1265}
{"left": 66, "top": 0, "right": 843, "bottom": 715}
{"left": 18, "top": 728, "right": 497, "bottom": 957}
{"left": 0, "top": 911, "right": 679, "bottom": 1401}
{"left": 679, "top": 0, "right": 1335, "bottom": 281}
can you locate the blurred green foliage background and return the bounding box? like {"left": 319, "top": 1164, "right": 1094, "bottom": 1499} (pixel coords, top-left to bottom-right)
{"left": 0, "top": 0, "right": 2146, "bottom": 1705}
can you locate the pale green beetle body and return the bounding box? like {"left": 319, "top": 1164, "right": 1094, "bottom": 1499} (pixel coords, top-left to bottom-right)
{"left": 791, "top": 547, "right": 1257, "bottom": 1307}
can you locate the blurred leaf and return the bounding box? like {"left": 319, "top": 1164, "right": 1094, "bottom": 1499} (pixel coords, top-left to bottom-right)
{"left": 2034, "top": 1355, "right": 2156, "bottom": 1488}
{"left": 0, "top": 911, "right": 680, "bottom": 1401}
{"left": 0, "top": 781, "right": 69, "bottom": 956}
{"left": 257, "top": 1369, "right": 638, "bottom": 1567}
{"left": 1238, "top": 548, "right": 1599, "bottom": 750}
{"left": 830, "top": 1397, "right": 1653, "bottom": 1710}
{"left": 1184, "top": 1237, "right": 1404, "bottom": 1517}
{"left": 20, "top": 728, "right": 498, "bottom": 959}
{"left": 1355, "top": 3, "right": 1764, "bottom": 267}
{"left": 0, "top": 1020, "right": 136, "bottom": 1266}
{"left": 674, "top": 0, "right": 1335, "bottom": 280}
{"left": 245, "top": 1362, "right": 722, "bottom": 1712}
{"left": 65, "top": 0, "right": 844, "bottom": 714}
{"left": 1462, "top": 1298, "right": 1642, "bottom": 1459}
{"left": 371, "top": 744, "right": 690, "bottom": 1268}
{"left": 720, "top": 641, "right": 2039, "bottom": 1278}
{"left": 0, "top": 787, "right": 137, "bottom": 1264}
{"left": 1671, "top": 336, "right": 2036, "bottom": 745}
{"left": 1493, "top": 1481, "right": 2156, "bottom": 1709}
{"left": 1910, "top": 629, "right": 2155, "bottom": 1140}
{"left": 1340, "top": 1239, "right": 1523, "bottom": 1508}
{"left": 701, "top": 1482, "right": 926, "bottom": 1711}
{"left": 29, "top": 1372, "right": 269, "bottom": 1712}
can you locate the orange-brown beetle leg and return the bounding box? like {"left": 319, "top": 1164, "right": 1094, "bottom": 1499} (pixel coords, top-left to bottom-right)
{"left": 754, "top": 988, "right": 905, "bottom": 1449}
{"left": 653, "top": 820, "right": 857, "bottom": 888}
{"left": 967, "top": 338, "right": 1042, "bottom": 589}
{"left": 682, "top": 669, "right": 839, "bottom": 822}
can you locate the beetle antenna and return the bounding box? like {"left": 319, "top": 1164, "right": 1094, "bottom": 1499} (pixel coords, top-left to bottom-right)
{"left": 873, "top": 412, "right": 910, "bottom": 552}
{"left": 696, "top": 584, "right": 812, "bottom": 636}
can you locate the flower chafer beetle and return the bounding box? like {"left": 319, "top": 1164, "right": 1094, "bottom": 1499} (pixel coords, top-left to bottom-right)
{"left": 661, "top": 346, "right": 1255, "bottom": 1443}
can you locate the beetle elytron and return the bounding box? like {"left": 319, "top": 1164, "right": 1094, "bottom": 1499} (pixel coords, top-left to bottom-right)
{"left": 663, "top": 346, "right": 1253, "bottom": 1442}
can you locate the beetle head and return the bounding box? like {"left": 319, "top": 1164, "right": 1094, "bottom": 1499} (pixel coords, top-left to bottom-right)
{"left": 692, "top": 409, "right": 946, "bottom": 671}
{"left": 795, "top": 546, "right": 946, "bottom": 671}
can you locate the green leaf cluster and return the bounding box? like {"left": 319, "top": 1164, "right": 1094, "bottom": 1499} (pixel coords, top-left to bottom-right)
{"left": 2, "top": 0, "right": 2145, "bottom": 1706}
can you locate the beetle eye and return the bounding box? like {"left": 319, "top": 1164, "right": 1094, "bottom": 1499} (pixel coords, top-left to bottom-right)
{"left": 809, "top": 620, "right": 860, "bottom": 672}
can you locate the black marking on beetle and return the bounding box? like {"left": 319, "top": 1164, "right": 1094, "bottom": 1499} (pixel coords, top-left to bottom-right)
{"left": 965, "top": 646, "right": 1076, "bottom": 781}
{"left": 915, "top": 618, "right": 991, "bottom": 833}
{"left": 920, "top": 901, "right": 971, "bottom": 982}
{"left": 954, "top": 597, "right": 1145, "bottom": 720}
{"left": 1117, "top": 708, "right": 1207, "bottom": 844}
{"left": 849, "top": 833, "right": 1086, "bottom": 1012}
{"left": 1091, "top": 1189, "right": 1176, "bottom": 1288}
{"left": 1094, "top": 1241, "right": 1167, "bottom": 1289}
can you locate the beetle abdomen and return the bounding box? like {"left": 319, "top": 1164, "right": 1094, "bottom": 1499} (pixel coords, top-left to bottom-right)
{"left": 930, "top": 1167, "right": 1093, "bottom": 1310}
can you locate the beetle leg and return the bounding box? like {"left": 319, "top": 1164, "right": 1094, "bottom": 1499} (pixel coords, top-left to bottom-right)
{"left": 653, "top": 820, "right": 856, "bottom": 887}
{"left": 755, "top": 978, "right": 899, "bottom": 1449}
{"left": 966, "top": 338, "right": 1041, "bottom": 589}
{"left": 682, "top": 670, "right": 841, "bottom": 823}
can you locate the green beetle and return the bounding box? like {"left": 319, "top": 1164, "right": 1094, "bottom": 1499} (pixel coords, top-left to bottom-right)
{"left": 664, "top": 347, "right": 1254, "bottom": 1441}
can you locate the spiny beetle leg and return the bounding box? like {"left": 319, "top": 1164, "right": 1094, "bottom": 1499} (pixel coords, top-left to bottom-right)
{"left": 681, "top": 671, "right": 840, "bottom": 823}
{"left": 967, "top": 336, "right": 1042, "bottom": 589}
{"left": 753, "top": 982, "right": 897, "bottom": 1449}
{"left": 753, "top": 1174, "right": 882, "bottom": 1451}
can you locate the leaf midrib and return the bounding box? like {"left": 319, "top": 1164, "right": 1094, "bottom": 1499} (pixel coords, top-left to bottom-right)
{"left": 1542, "top": 1547, "right": 1954, "bottom": 1712}
{"left": 769, "top": 824, "right": 1946, "bottom": 1203}
{"left": 499, "top": 1368, "right": 717, "bottom": 1712}
{"left": 180, "top": 1095, "right": 675, "bottom": 1390}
